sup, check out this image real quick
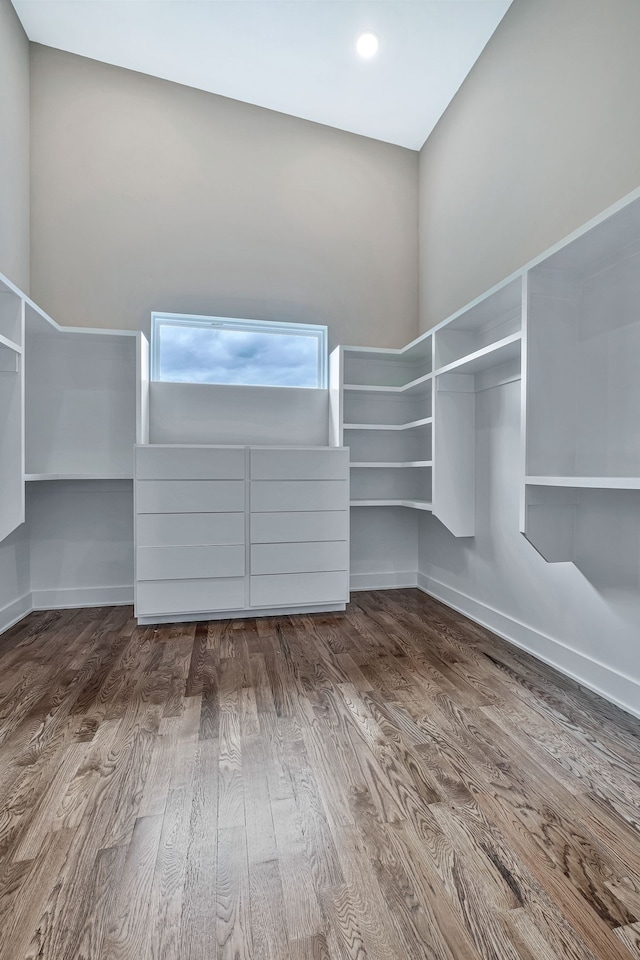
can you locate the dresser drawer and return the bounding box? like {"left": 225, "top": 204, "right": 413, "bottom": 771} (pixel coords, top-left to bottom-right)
{"left": 250, "top": 571, "right": 348, "bottom": 608}
{"left": 250, "top": 511, "right": 347, "bottom": 544}
{"left": 136, "top": 577, "right": 245, "bottom": 617}
{"left": 137, "top": 544, "right": 245, "bottom": 581}
{"left": 251, "top": 480, "right": 348, "bottom": 513}
{"left": 251, "top": 541, "right": 348, "bottom": 576}
{"left": 136, "top": 512, "right": 244, "bottom": 548}
{"left": 136, "top": 480, "right": 245, "bottom": 513}
{"left": 251, "top": 448, "right": 348, "bottom": 480}
{"left": 136, "top": 445, "right": 245, "bottom": 480}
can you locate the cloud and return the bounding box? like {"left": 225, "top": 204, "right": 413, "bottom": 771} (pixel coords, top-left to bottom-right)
{"left": 158, "top": 324, "right": 320, "bottom": 387}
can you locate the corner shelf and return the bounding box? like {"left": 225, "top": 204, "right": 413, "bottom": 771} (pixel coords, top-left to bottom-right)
{"left": 343, "top": 373, "right": 433, "bottom": 397}
{"left": 350, "top": 499, "right": 433, "bottom": 511}
{"left": 351, "top": 461, "right": 432, "bottom": 469}
{"left": 343, "top": 418, "right": 432, "bottom": 432}
{"left": 332, "top": 338, "right": 434, "bottom": 512}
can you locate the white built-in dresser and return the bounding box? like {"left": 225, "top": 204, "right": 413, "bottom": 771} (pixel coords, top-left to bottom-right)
{"left": 134, "top": 444, "right": 349, "bottom": 623}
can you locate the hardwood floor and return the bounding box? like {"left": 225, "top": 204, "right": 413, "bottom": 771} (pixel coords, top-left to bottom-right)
{"left": 1, "top": 589, "right": 640, "bottom": 959}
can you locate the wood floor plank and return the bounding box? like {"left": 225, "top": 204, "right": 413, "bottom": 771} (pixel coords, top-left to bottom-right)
{"left": 0, "top": 591, "right": 638, "bottom": 960}
{"left": 0, "top": 858, "right": 35, "bottom": 942}
{"left": 288, "top": 934, "right": 331, "bottom": 960}
{"left": 100, "top": 813, "right": 164, "bottom": 960}
{"left": 248, "top": 858, "right": 290, "bottom": 960}
{"left": 217, "top": 825, "right": 252, "bottom": 960}
{"left": 271, "top": 794, "right": 325, "bottom": 942}
{"left": 243, "top": 734, "right": 279, "bottom": 867}
{"left": 323, "top": 822, "right": 407, "bottom": 960}
{"left": 356, "top": 814, "right": 484, "bottom": 960}
{"left": 179, "top": 736, "right": 218, "bottom": 960}
{"left": 0, "top": 828, "right": 75, "bottom": 960}
{"left": 148, "top": 784, "right": 194, "bottom": 960}
{"left": 218, "top": 710, "right": 244, "bottom": 829}
{"left": 68, "top": 844, "right": 129, "bottom": 960}
{"left": 615, "top": 923, "right": 640, "bottom": 959}
{"left": 496, "top": 907, "right": 562, "bottom": 960}
{"left": 321, "top": 883, "right": 369, "bottom": 960}
{"left": 11, "top": 739, "right": 90, "bottom": 861}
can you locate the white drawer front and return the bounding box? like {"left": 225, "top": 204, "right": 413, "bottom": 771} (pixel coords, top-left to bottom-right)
{"left": 250, "top": 571, "right": 348, "bottom": 608}
{"left": 136, "top": 480, "right": 245, "bottom": 514}
{"left": 136, "top": 512, "right": 244, "bottom": 548}
{"left": 136, "top": 577, "right": 245, "bottom": 617}
{"left": 250, "top": 511, "right": 347, "bottom": 544}
{"left": 251, "top": 448, "right": 348, "bottom": 480}
{"left": 251, "top": 541, "right": 348, "bottom": 576}
{"left": 136, "top": 445, "right": 245, "bottom": 480}
{"left": 251, "top": 480, "right": 348, "bottom": 513}
{"left": 137, "top": 544, "right": 245, "bottom": 581}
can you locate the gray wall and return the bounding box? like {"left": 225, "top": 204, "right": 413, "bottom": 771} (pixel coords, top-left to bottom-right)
{"left": 418, "top": 0, "right": 640, "bottom": 330}
{"left": 0, "top": 0, "right": 29, "bottom": 290}
{"left": 30, "top": 45, "right": 419, "bottom": 349}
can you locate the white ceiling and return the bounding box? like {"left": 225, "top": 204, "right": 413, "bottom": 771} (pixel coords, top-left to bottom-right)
{"left": 12, "top": 0, "right": 512, "bottom": 150}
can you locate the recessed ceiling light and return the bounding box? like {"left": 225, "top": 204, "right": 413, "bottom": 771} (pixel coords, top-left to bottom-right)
{"left": 356, "top": 32, "right": 379, "bottom": 59}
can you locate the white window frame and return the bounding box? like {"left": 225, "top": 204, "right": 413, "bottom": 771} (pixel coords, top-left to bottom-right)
{"left": 151, "top": 313, "right": 328, "bottom": 389}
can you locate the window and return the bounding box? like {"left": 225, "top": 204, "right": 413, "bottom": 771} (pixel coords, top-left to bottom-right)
{"left": 151, "top": 313, "right": 328, "bottom": 389}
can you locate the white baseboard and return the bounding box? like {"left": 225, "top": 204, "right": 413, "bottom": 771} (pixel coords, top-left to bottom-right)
{"left": 417, "top": 573, "right": 640, "bottom": 721}
{"left": 31, "top": 585, "right": 134, "bottom": 610}
{"left": 0, "top": 592, "right": 33, "bottom": 637}
{"left": 350, "top": 571, "right": 418, "bottom": 591}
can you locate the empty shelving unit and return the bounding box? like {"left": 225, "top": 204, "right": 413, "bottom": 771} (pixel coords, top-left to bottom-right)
{"left": 522, "top": 194, "right": 640, "bottom": 563}
{"left": 431, "top": 276, "right": 523, "bottom": 537}
{"left": 334, "top": 336, "right": 434, "bottom": 511}
{"left": 334, "top": 276, "right": 523, "bottom": 536}
{"left": 24, "top": 302, "right": 146, "bottom": 482}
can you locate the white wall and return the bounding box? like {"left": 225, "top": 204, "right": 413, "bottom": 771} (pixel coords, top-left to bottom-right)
{"left": 418, "top": 380, "right": 640, "bottom": 718}
{"left": 350, "top": 507, "right": 418, "bottom": 592}
{"left": 30, "top": 44, "right": 419, "bottom": 350}
{"left": 27, "top": 480, "right": 134, "bottom": 609}
{"left": 419, "top": 0, "right": 640, "bottom": 330}
{"left": 150, "top": 382, "right": 329, "bottom": 446}
{"left": 0, "top": 0, "right": 29, "bottom": 291}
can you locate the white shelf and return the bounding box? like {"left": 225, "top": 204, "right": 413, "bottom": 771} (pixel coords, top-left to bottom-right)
{"left": 350, "top": 499, "right": 433, "bottom": 511}
{"left": 342, "top": 337, "right": 432, "bottom": 365}
{"left": 343, "top": 417, "right": 432, "bottom": 432}
{"left": 434, "top": 332, "right": 521, "bottom": 377}
{"left": 0, "top": 333, "right": 21, "bottom": 354}
{"left": 351, "top": 461, "right": 432, "bottom": 469}
{"left": 25, "top": 473, "right": 134, "bottom": 482}
{"left": 525, "top": 475, "right": 640, "bottom": 490}
{"left": 343, "top": 372, "right": 432, "bottom": 396}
